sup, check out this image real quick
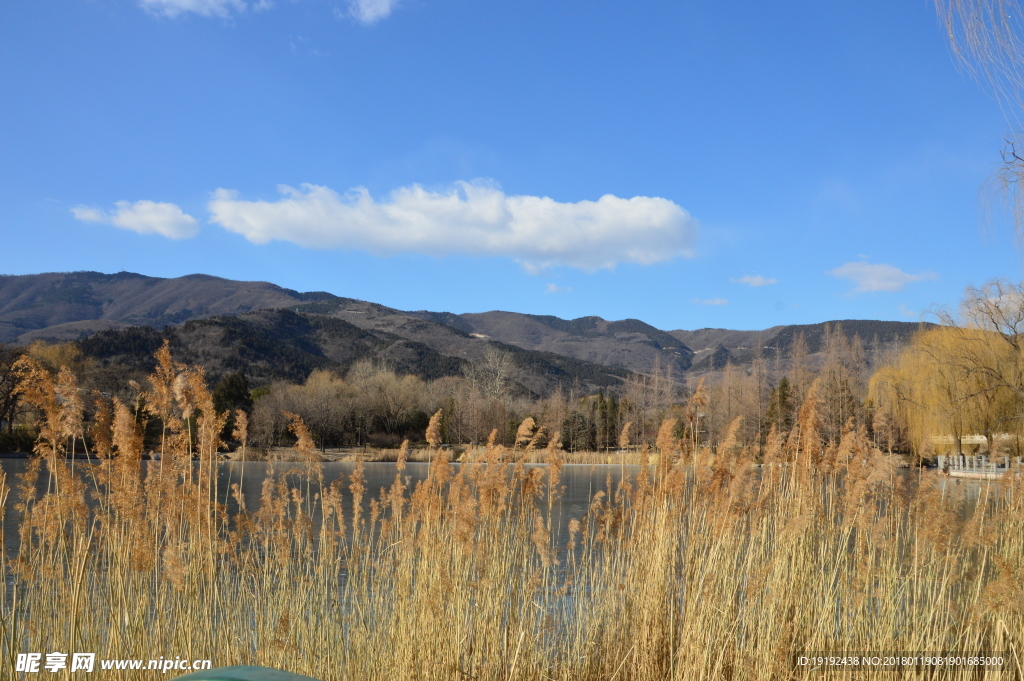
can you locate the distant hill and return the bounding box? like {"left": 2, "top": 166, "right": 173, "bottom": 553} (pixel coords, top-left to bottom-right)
{"left": 76, "top": 309, "right": 439, "bottom": 389}
{"left": 74, "top": 308, "right": 632, "bottom": 397}
{"left": 0, "top": 271, "right": 328, "bottom": 344}
{"left": 409, "top": 311, "right": 694, "bottom": 377}
{"left": 671, "top": 319, "right": 931, "bottom": 371}
{"left": 0, "top": 271, "right": 933, "bottom": 393}
{"left": 403, "top": 312, "right": 930, "bottom": 376}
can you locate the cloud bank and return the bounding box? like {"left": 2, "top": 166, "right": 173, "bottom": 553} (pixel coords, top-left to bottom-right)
{"left": 207, "top": 181, "right": 697, "bottom": 271}
{"left": 72, "top": 201, "right": 199, "bottom": 239}
{"left": 731, "top": 274, "right": 777, "bottom": 287}
{"left": 138, "top": 0, "right": 264, "bottom": 18}
{"left": 347, "top": 0, "right": 398, "bottom": 23}
{"left": 829, "top": 261, "right": 936, "bottom": 293}
{"left": 139, "top": 0, "right": 391, "bottom": 21}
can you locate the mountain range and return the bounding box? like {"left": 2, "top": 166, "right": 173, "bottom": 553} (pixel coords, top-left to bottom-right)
{"left": 0, "top": 271, "right": 929, "bottom": 393}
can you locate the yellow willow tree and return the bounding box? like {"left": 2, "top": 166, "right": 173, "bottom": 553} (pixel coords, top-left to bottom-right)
{"left": 870, "top": 323, "right": 1022, "bottom": 456}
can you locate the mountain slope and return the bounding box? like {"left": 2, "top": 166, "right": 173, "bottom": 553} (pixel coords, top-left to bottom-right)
{"left": 671, "top": 319, "right": 931, "bottom": 369}
{"left": 75, "top": 308, "right": 632, "bottom": 396}
{"left": 0, "top": 271, "right": 329, "bottom": 343}
{"left": 407, "top": 310, "right": 694, "bottom": 376}
{"left": 1, "top": 271, "right": 931, "bottom": 387}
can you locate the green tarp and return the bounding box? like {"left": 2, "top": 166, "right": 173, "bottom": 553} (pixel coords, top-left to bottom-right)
{"left": 172, "top": 666, "right": 323, "bottom": 681}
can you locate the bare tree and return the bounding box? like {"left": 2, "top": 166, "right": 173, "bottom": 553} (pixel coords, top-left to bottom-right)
{"left": 622, "top": 360, "right": 676, "bottom": 447}
{"left": 817, "top": 325, "right": 865, "bottom": 444}
{"left": 347, "top": 360, "right": 425, "bottom": 436}
{"left": 463, "top": 346, "right": 517, "bottom": 402}
{"left": 789, "top": 332, "right": 812, "bottom": 409}
{"left": 937, "top": 278, "right": 1024, "bottom": 402}
{"left": 937, "top": 0, "right": 1024, "bottom": 238}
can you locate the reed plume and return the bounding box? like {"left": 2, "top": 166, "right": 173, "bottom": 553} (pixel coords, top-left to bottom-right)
{"left": 0, "top": 345, "right": 1021, "bottom": 681}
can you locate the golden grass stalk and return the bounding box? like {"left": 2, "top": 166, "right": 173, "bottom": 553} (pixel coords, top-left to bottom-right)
{"left": 1, "top": 351, "right": 1021, "bottom": 680}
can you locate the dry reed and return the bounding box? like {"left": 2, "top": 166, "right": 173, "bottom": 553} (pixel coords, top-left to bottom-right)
{"left": 0, "top": 346, "right": 1021, "bottom": 680}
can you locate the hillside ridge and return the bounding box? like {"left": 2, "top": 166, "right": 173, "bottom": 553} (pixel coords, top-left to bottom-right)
{"left": 0, "top": 271, "right": 931, "bottom": 387}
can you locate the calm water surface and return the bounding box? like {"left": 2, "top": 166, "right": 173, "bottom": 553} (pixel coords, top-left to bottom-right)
{"left": 0, "top": 459, "right": 999, "bottom": 559}
{"left": 0, "top": 460, "right": 643, "bottom": 556}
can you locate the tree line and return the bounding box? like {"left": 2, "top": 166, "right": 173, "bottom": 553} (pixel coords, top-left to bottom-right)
{"left": 0, "top": 332, "right": 886, "bottom": 457}
{"left": 5, "top": 282, "right": 1024, "bottom": 459}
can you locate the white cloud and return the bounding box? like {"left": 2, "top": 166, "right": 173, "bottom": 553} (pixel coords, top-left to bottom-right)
{"left": 346, "top": 0, "right": 397, "bottom": 23}
{"left": 544, "top": 283, "right": 572, "bottom": 294}
{"left": 899, "top": 304, "right": 921, "bottom": 319}
{"left": 731, "top": 274, "right": 777, "bottom": 287}
{"left": 692, "top": 298, "right": 728, "bottom": 306}
{"left": 207, "top": 181, "right": 697, "bottom": 271}
{"left": 138, "top": 0, "right": 270, "bottom": 18}
{"left": 72, "top": 200, "right": 199, "bottom": 240}
{"left": 829, "top": 261, "right": 937, "bottom": 293}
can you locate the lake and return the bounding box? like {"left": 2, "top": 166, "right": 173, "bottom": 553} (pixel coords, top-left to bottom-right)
{"left": 0, "top": 459, "right": 644, "bottom": 556}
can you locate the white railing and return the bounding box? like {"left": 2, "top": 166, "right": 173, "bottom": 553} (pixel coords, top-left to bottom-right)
{"left": 937, "top": 454, "right": 1022, "bottom": 478}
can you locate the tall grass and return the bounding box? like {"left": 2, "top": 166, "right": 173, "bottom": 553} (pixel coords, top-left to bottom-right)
{"left": 1, "top": 349, "right": 1022, "bottom": 680}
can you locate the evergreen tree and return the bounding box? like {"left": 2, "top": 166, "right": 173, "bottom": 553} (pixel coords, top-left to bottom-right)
{"left": 213, "top": 371, "right": 254, "bottom": 414}
{"left": 561, "top": 410, "right": 596, "bottom": 452}
{"left": 764, "top": 376, "right": 794, "bottom": 436}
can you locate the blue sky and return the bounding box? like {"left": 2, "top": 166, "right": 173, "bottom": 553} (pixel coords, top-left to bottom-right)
{"left": 0, "top": 0, "right": 1019, "bottom": 331}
